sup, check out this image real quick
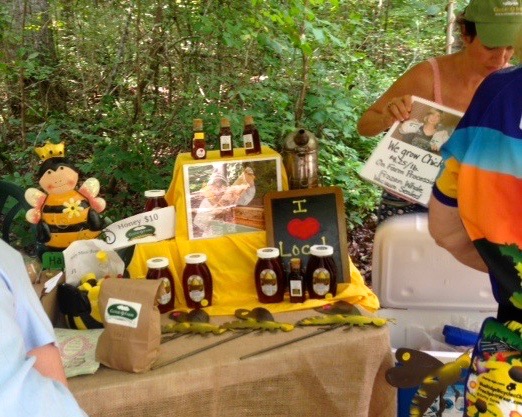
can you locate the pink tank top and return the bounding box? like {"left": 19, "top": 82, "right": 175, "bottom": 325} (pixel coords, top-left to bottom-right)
{"left": 428, "top": 58, "right": 443, "bottom": 105}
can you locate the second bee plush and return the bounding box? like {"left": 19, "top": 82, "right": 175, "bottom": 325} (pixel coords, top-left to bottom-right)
{"left": 25, "top": 142, "right": 106, "bottom": 255}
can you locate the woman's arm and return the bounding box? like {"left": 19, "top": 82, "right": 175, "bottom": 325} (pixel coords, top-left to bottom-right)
{"left": 357, "top": 61, "right": 433, "bottom": 137}
{"left": 428, "top": 196, "right": 488, "bottom": 272}
{"left": 28, "top": 343, "right": 68, "bottom": 387}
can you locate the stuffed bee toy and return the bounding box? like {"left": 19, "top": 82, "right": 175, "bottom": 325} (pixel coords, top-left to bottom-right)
{"left": 58, "top": 274, "right": 104, "bottom": 329}
{"left": 24, "top": 142, "right": 106, "bottom": 256}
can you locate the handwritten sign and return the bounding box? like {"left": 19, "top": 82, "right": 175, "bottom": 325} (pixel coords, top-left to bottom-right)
{"left": 359, "top": 96, "right": 463, "bottom": 206}
{"left": 264, "top": 186, "right": 349, "bottom": 282}
{"left": 42, "top": 251, "right": 65, "bottom": 270}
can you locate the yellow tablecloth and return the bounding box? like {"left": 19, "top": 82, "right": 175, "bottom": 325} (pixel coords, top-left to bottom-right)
{"left": 128, "top": 147, "right": 379, "bottom": 315}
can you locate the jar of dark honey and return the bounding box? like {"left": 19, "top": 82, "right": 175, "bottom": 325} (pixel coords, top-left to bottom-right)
{"left": 254, "top": 247, "right": 285, "bottom": 303}
{"left": 182, "top": 253, "right": 213, "bottom": 309}
{"left": 144, "top": 190, "right": 168, "bottom": 212}
{"left": 146, "top": 257, "right": 175, "bottom": 314}
{"left": 304, "top": 245, "right": 337, "bottom": 299}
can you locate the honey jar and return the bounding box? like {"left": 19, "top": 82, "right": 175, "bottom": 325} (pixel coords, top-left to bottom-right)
{"left": 254, "top": 247, "right": 285, "bottom": 303}
{"left": 144, "top": 190, "right": 168, "bottom": 212}
{"left": 304, "top": 245, "right": 337, "bottom": 299}
{"left": 146, "top": 257, "right": 175, "bottom": 313}
{"left": 182, "top": 253, "right": 213, "bottom": 309}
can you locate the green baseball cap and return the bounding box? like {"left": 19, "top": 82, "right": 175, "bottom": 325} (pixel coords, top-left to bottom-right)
{"left": 464, "top": 0, "right": 522, "bottom": 47}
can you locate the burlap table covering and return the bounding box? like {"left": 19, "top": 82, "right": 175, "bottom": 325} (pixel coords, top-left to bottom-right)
{"left": 68, "top": 309, "right": 396, "bottom": 417}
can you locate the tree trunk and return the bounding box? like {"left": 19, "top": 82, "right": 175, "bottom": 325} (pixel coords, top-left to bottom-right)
{"left": 294, "top": 0, "right": 310, "bottom": 126}
{"left": 4, "top": 0, "right": 68, "bottom": 123}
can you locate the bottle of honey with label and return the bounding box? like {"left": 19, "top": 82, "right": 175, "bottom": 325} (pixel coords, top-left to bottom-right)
{"left": 192, "top": 118, "right": 206, "bottom": 160}
{"left": 254, "top": 247, "right": 285, "bottom": 303}
{"left": 182, "top": 253, "right": 213, "bottom": 309}
{"left": 219, "top": 118, "right": 234, "bottom": 157}
{"left": 242, "top": 115, "right": 261, "bottom": 155}
{"left": 304, "top": 245, "right": 337, "bottom": 299}
{"left": 288, "top": 258, "right": 306, "bottom": 303}
{"left": 146, "top": 257, "right": 175, "bottom": 314}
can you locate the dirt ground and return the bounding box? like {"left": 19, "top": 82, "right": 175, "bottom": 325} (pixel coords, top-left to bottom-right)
{"left": 348, "top": 214, "right": 378, "bottom": 287}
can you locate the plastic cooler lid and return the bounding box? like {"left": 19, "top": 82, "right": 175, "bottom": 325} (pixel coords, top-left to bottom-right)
{"left": 371, "top": 214, "right": 497, "bottom": 311}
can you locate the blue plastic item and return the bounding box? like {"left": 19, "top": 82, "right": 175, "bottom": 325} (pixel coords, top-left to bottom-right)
{"left": 443, "top": 325, "right": 479, "bottom": 347}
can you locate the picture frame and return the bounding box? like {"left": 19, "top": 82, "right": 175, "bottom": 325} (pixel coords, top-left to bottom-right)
{"left": 183, "top": 156, "right": 283, "bottom": 240}
{"left": 359, "top": 96, "right": 464, "bottom": 206}
{"left": 264, "top": 186, "right": 350, "bottom": 283}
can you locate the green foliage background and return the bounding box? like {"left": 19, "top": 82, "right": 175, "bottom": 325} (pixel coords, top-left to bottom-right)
{"left": 0, "top": 0, "right": 465, "bottom": 231}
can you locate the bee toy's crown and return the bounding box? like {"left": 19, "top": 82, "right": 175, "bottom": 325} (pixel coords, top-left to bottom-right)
{"left": 35, "top": 142, "right": 65, "bottom": 161}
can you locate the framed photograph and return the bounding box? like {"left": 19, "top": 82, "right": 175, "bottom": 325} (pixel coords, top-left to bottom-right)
{"left": 264, "top": 186, "right": 350, "bottom": 283}
{"left": 359, "top": 96, "right": 464, "bottom": 206}
{"left": 183, "top": 156, "right": 283, "bottom": 240}
{"left": 389, "top": 96, "right": 463, "bottom": 155}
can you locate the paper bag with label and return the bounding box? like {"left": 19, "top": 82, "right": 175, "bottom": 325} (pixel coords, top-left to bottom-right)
{"left": 95, "top": 278, "right": 162, "bottom": 373}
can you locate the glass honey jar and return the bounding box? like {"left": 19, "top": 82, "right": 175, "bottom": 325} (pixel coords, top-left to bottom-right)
{"left": 254, "top": 247, "right": 285, "bottom": 303}
{"left": 146, "top": 257, "right": 175, "bottom": 314}
{"left": 182, "top": 253, "right": 213, "bottom": 309}
{"left": 304, "top": 245, "right": 337, "bottom": 299}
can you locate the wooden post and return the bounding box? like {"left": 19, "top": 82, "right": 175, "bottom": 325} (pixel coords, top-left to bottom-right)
{"left": 446, "top": 0, "right": 456, "bottom": 54}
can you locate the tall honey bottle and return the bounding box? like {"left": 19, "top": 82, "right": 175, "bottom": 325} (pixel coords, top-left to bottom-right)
{"left": 288, "top": 257, "right": 306, "bottom": 303}
{"left": 219, "top": 118, "right": 234, "bottom": 157}
{"left": 191, "top": 118, "right": 206, "bottom": 160}
{"left": 242, "top": 115, "right": 262, "bottom": 155}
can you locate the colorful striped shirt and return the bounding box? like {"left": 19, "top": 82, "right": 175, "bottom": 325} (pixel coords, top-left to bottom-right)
{"left": 432, "top": 66, "right": 522, "bottom": 316}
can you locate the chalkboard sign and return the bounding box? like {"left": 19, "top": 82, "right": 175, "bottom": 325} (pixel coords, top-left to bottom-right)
{"left": 264, "top": 186, "right": 349, "bottom": 282}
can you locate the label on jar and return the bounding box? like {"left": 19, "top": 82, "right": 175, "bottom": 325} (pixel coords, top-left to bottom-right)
{"left": 259, "top": 268, "right": 278, "bottom": 296}
{"left": 158, "top": 277, "right": 172, "bottom": 305}
{"left": 195, "top": 147, "right": 206, "bottom": 159}
{"left": 187, "top": 274, "right": 205, "bottom": 302}
{"left": 243, "top": 133, "right": 254, "bottom": 149}
{"left": 312, "top": 268, "right": 330, "bottom": 296}
{"left": 289, "top": 280, "right": 303, "bottom": 296}
{"left": 220, "top": 135, "right": 232, "bottom": 151}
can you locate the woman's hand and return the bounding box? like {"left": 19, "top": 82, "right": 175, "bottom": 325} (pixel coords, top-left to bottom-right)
{"left": 384, "top": 95, "right": 413, "bottom": 123}
{"left": 357, "top": 94, "right": 414, "bottom": 137}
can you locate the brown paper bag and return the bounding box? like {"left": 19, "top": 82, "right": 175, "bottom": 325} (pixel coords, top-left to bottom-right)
{"left": 95, "top": 278, "right": 163, "bottom": 373}
{"left": 32, "top": 270, "right": 66, "bottom": 328}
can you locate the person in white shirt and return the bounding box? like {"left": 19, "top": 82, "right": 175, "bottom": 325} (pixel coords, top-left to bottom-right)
{"left": 0, "top": 238, "right": 87, "bottom": 417}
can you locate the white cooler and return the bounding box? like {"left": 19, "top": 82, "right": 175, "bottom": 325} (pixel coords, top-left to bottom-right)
{"left": 371, "top": 213, "right": 497, "bottom": 417}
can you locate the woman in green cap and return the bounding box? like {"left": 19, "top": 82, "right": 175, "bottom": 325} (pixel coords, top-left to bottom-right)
{"left": 357, "top": 0, "right": 522, "bottom": 223}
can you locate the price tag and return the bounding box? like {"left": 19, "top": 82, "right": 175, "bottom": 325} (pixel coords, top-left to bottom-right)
{"left": 100, "top": 206, "right": 175, "bottom": 250}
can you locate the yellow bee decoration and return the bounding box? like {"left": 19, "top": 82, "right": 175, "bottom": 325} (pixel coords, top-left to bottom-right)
{"left": 25, "top": 142, "right": 106, "bottom": 254}
{"left": 386, "top": 348, "right": 471, "bottom": 417}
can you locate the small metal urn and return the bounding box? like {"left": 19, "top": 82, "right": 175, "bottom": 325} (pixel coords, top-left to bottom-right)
{"left": 282, "top": 128, "right": 319, "bottom": 189}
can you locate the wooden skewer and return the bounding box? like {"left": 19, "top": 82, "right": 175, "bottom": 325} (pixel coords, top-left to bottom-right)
{"left": 153, "top": 330, "right": 253, "bottom": 369}
{"left": 239, "top": 324, "right": 343, "bottom": 360}
{"left": 160, "top": 332, "right": 187, "bottom": 344}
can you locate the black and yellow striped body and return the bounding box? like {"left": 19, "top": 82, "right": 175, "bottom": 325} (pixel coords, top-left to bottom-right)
{"left": 40, "top": 190, "right": 100, "bottom": 250}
